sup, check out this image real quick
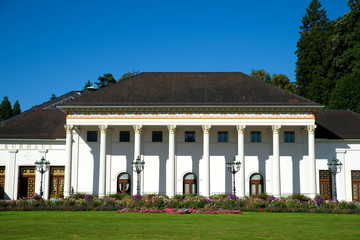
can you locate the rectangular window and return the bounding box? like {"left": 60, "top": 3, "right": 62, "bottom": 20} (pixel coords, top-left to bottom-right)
{"left": 87, "top": 131, "right": 98, "bottom": 142}
{"left": 120, "top": 131, "right": 130, "bottom": 142}
{"left": 284, "top": 131, "right": 295, "bottom": 142}
{"left": 185, "top": 131, "right": 196, "bottom": 142}
{"left": 217, "top": 131, "right": 228, "bottom": 142}
{"left": 152, "top": 131, "right": 163, "bottom": 142}
{"left": 251, "top": 131, "right": 261, "bottom": 142}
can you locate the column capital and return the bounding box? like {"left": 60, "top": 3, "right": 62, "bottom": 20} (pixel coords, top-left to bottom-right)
{"left": 306, "top": 125, "right": 317, "bottom": 134}
{"left": 99, "top": 125, "right": 108, "bottom": 134}
{"left": 133, "top": 125, "right": 143, "bottom": 134}
{"left": 272, "top": 125, "right": 281, "bottom": 134}
{"left": 236, "top": 125, "right": 246, "bottom": 134}
{"left": 167, "top": 125, "right": 177, "bottom": 134}
{"left": 64, "top": 125, "right": 74, "bottom": 134}
{"left": 202, "top": 125, "right": 211, "bottom": 134}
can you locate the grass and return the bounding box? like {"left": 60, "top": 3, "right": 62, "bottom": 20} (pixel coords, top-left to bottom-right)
{"left": 0, "top": 211, "right": 359, "bottom": 239}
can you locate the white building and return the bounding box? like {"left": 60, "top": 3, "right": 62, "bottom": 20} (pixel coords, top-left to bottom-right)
{"left": 0, "top": 72, "right": 359, "bottom": 201}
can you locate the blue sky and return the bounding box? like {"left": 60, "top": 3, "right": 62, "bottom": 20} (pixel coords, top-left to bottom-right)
{"left": 0, "top": 0, "right": 350, "bottom": 111}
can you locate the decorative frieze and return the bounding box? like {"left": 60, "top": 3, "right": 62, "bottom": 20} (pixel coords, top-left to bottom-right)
{"left": 167, "top": 125, "right": 177, "bottom": 134}
{"left": 67, "top": 111, "right": 315, "bottom": 120}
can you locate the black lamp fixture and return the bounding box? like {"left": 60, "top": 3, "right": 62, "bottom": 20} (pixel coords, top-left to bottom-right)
{"left": 327, "top": 157, "right": 342, "bottom": 202}
{"left": 131, "top": 156, "right": 145, "bottom": 195}
{"left": 226, "top": 156, "right": 241, "bottom": 196}
{"left": 35, "top": 157, "right": 50, "bottom": 198}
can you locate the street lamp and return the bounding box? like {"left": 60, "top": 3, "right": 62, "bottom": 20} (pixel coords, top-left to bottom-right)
{"left": 131, "top": 156, "right": 145, "bottom": 195}
{"left": 35, "top": 157, "right": 50, "bottom": 198}
{"left": 327, "top": 157, "right": 342, "bottom": 202}
{"left": 226, "top": 157, "right": 241, "bottom": 196}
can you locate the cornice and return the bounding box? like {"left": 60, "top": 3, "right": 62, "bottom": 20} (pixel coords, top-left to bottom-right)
{"left": 59, "top": 105, "right": 324, "bottom": 113}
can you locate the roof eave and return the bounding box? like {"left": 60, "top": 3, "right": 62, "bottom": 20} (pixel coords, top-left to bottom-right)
{"left": 59, "top": 105, "right": 324, "bottom": 112}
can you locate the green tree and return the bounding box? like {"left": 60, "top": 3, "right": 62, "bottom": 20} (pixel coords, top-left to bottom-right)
{"left": 328, "top": 71, "right": 360, "bottom": 113}
{"left": 295, "top": 0, "right": 334, "bottom": 104}
{"left": 118, "top": 71, "right": 139, "bottom": 81}
{"left": 250, "top": 69, "right": 294, "bottom": 92}
{"left": 95, "top": 73, "right": 116, "bottom": 89}
{"left": 12, "top": 100, "right": 21, "bottom": 116}
{"left": 50, "top": 94, "right": 57, "bottom": 100}
{"left": 84, "top": 80, "right": 93, "bottom": 89}
{"left": 328, "top": 0, "right": 360, "bottom": 112}
{"left": 271, "top": 74, "right": 294, "bottom": 93}
{"left": 0, "top": 96, "right": 13, "bottom": 121}
{"left": 250, "top": 69, "right": 271, "bottom": 83}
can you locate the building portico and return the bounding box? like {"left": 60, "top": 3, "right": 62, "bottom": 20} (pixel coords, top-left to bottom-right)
{"left": 62, "top": 109, "right": 318, "bottom": 198}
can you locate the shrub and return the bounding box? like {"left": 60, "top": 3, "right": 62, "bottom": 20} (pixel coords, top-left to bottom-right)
{"left": 72, "top": 193, "right": 86, "bottom": 199}
{"left": 291, "top": 194, "right": 310, "bottom": 202}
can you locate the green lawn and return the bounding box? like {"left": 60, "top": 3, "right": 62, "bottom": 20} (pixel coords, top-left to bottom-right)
{"left": 0, "top": 211, "right": 359, "bottom": 239}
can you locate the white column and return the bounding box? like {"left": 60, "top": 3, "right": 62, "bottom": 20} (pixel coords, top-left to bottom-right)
{"left": 73, "top": 127, "right": 81, "bottom": 194}
{"left": 202, "top": 125, "right": 211, "bottom": 197}
{"left": 167, "top": 125, "right": 176, "bottom": 197}
{"left": 236, "top": 125, "right": 246, "bottom": 197}
{"left": 98, "top": 125, "right": 108, "bottom": 197}
{"left": 7, "top": 150, "right": 18, "bottom": 200}
{"left": 272, "top": 125, "right": 281, "bottom": 197}
{"left": 307, "top": 125, "right": 317, "bottom": 198}
{"left": 133, "top": 125, "right": 142, "bottom": 195}
{"left": 64, "top": 125, "right": 73, "bottom": 198}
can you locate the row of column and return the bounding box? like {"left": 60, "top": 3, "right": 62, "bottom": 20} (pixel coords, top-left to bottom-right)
{"left": 64, "top": 124, "right": 317, "bottom": 198}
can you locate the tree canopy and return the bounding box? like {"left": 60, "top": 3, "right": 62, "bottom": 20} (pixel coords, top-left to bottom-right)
{"left": 295, "top": 0, "right": 360, "bottom": 113}
{"left": 93, "top": 71, "right": 139, "bottom": 89}
{"left": 250, "top": 69, "right": 294, "bottom": 93}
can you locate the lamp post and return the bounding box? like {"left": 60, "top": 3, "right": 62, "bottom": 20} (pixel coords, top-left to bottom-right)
{"left": 35, "top": 157, "right": 50, "bottom": 198}
{"left": 131, "top": 156, "right": 145, "bottom": 195}
{"left": 226, "top": 157, "right": 241, "bottom": 196}
{"left": 327, "top": 157, "right": 342, "bottom": 202}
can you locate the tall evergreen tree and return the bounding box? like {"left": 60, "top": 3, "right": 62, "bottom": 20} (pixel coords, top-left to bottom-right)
{"left": 328, "top": 0, "right": 360, "bottom": 112}
{"left": 0, "top": 96, "right": 13, "bottom": 121}
{"left": 12, "top": 100, "right": 21, "bottom": 116}
{"left": 295, "top": 0, "right": 334, "bottom": 104}
{"left": 95, "top": 73, "right": 116, "bottom": 89}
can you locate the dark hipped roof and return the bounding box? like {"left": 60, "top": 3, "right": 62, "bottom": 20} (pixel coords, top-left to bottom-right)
{"left": 315, "top": 110, "right": 360, "bottom": 139}
{"left": 0, "top": 109, "right": 66, "bottom": 139}
{"left": 66, "top": 72, "right": 320, "bottom": 107}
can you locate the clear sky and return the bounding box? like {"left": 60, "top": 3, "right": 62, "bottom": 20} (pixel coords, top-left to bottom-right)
{"left": 0, "top": 0, "right": 350, "bottom": 111}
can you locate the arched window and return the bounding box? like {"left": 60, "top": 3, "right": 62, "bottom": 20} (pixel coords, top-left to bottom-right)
{"left": 183, "top": 173, "right": 197, "bottom": 195}
{"left": 250, "top": 173, "right": 264, "bottom": 195}
{"left": 117, "top": 173, "right": 131, "bottom": 195}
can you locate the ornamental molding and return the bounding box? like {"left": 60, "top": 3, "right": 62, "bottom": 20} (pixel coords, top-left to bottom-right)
{"left": 133, "top": 125, "right": 142, "bottom": 134}
{"left": 236, "top": 125, "right": 246, "bottom": 134}
{"left": 202, "top": 125, "right": 211, "bottom": 134}
{"left": 167, "top": 125, "right": 177, "bottom": 134}
{"left": 272, "top": 125, "right": 281, "bottom": 134}
{"left": 307, "top": 125, "right": 317, "bottom": 134}
{"left": 99, "top": 125, "right": 108, "bottom": 134}
{"left": 60, "top": 105, "right": 323, "bottom": 113}
{"left": 64, "top": 125, "right": 74, "bottom": 134}
{"left": 67, "top": 111, "right": 315, "bottom": 120}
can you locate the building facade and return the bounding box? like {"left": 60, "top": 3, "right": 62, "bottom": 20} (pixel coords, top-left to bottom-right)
{"left": 0, "top": 72, "right": 359, "bottom": 201}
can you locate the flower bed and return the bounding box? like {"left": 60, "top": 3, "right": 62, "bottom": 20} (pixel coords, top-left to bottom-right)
{"left": 0, "top": 194, "right": 359, "bottom": 214}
